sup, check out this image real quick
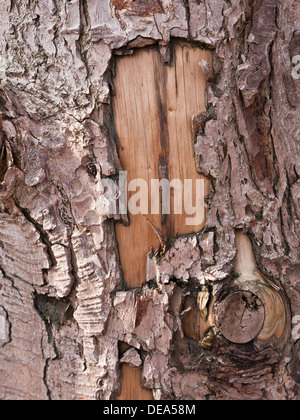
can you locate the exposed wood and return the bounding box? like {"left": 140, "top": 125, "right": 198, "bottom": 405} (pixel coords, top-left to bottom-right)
{"left": 235, "top": 230, "right": 258, "bottom": 277}
{"left": 182, "top": 291, "right": 215, "bottom": 342}
{"left": 182, "top": 296, "right": 201, "bottom": 341}
{"left": 234, "top": 231, "right": 288, "bottom": 344}
{"left": 219, "top": 291, "right": 265, "bottom": 344}
{"left": 118, "top": 365, "right": 153, "bottom": 401}
{"left": 113, "top": 42, "right": 211, "bottom": 289}
{"left": 118, "top": 342, "right": 153, "bottom": 401}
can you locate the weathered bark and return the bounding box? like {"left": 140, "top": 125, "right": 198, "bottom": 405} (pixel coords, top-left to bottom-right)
{"left": 0, "top": 0, "right": 299, "bottom": 400}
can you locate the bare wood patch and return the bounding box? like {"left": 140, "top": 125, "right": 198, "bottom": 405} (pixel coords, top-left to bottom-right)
{"left": 118, "top": 364, "right": 153, "bottom": 401}
{"left": 113, "top": 42, "right": 211, "bottom": 289}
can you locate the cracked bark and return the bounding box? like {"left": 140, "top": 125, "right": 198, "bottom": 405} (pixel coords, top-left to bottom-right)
{"left": 0, "top": 0, "right": 299, "bottom": 400}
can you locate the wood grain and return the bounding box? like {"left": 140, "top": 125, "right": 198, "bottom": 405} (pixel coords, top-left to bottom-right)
{"left": 113, "top": 43, "right": 211, "bottom": 289}
{"left": 182, "top": 293, "right": 215, "bottom": 342}
{"left": 117, "top": 342, "right": 153, "bottom": 400}
{"left": 216, "top": 231, "right": 287, "bottom": 345}
{"left": 118, "top": 365, "right": 153, "bottom": 401}
{"left": 219, "top": 291, "right": 265, "bottom": 344}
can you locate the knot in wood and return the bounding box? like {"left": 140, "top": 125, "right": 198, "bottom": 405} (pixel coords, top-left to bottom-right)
{"left": 219, "top": 291, "right": 265, "bottom": 345}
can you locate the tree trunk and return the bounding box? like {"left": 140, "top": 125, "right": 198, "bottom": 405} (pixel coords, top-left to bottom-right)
{"left": 0, "top": 0, "right": 299, "bottom": 400}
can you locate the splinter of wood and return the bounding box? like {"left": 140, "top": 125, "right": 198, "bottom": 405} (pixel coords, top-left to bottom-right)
{"left": 141, "top": 214, "right": 168, "bottom": 254}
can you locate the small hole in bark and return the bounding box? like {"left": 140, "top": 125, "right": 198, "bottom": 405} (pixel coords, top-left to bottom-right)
{"left": 86, "top": 162, "right": 97, "bottom": 177}
{"left": 34, "top": 293, "right": 72, "bottom": 328}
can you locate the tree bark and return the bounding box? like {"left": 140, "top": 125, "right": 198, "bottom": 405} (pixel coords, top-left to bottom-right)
{"left": 0, "top": 0, "right": 299, "bottom": 400}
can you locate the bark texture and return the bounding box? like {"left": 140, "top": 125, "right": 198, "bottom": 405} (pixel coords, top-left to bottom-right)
{"left": 0, "top": 0, "right": 299, "bottom": 400}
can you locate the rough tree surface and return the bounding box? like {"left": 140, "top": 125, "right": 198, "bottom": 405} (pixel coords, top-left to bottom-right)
{"left": 0, "top": 0, "right": 299, "bottom": 400}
